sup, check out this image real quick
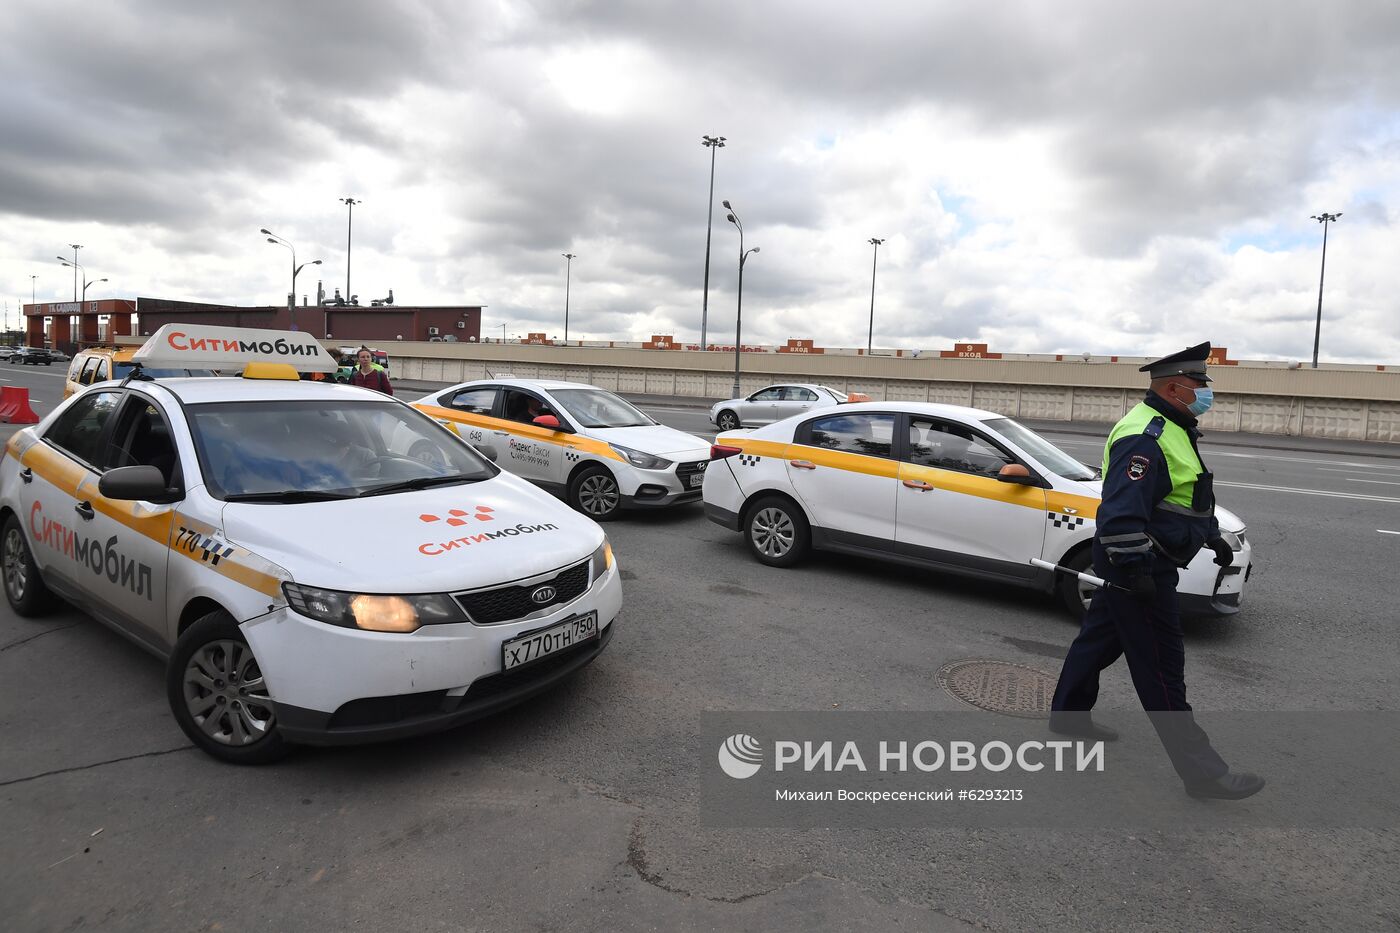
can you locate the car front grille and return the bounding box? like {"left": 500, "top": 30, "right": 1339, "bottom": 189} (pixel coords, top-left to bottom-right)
{"left": 454, "top": 560, "right": 590, "bottom": 625}
{"left": 676, "top": 460, "right": 709, "bottom": 488}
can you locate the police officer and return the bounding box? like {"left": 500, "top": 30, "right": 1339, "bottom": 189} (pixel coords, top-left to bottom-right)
{"left": 1049, "top": 342, "right": 1265, "bottom": 800}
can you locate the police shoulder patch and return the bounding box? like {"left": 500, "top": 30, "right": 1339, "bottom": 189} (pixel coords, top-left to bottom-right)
{"left": 1127, "top": 454, "right": 1150, "bottom": 481}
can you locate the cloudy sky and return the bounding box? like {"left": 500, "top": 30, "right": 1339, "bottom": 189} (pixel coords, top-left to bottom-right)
{"left": 2, "top": 0, "right": 1398, "bottom": 362}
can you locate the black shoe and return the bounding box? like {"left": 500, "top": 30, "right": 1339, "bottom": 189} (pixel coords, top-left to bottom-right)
{"left": 1185, "top": 772, "right": 1266, "bottom": 800}
{"left": 1047, "top": 716, "right": 1119, "bottom": 742}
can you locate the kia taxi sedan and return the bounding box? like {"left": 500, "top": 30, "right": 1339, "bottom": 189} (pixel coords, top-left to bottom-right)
{"left": 0, "top": 326, "right": 620, "bottom": 763}
{"left": 413, "top": 379, "right": 711, "bottom": 521}
{"left": 703, "top": 402, "right": 1251, "bottom": 616}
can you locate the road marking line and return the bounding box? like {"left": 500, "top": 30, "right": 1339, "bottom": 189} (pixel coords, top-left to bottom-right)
{"left": 1318, "top": 466, "right": 1400, "bottom": 476}
{"left": 1379, "top": 529, "right": 1400, "bottom": 535}
{"left": 1216, "top": 481, "right": 1400, "bottom": 504}
{"left": 1347, "top": 478, "right": 1400, "bottom": 486}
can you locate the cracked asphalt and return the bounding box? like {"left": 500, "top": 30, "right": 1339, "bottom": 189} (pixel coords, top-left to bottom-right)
{"left": 1, "top": 374, "right": 1398, "bottom": 931}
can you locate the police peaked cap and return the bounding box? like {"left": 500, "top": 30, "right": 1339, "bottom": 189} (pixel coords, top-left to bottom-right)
{"left": 1139, "top": 342, "right": 1212, "bottom": 382}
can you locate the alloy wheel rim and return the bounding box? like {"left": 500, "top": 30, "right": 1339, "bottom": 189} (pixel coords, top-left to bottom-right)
{"left": 752, "top": 508, "right": 794, "bottom": 557}
{"left": 719, "top": 413, "right": 738, "bottom": 430}
{"left": 183, "top": 640, "right": 275, "bottom": 746}
{"left": 580, "top": 475, "right": 620, "bottom": 515}
{"left": 3, "top": 528, "right": 28, "bottom": 601}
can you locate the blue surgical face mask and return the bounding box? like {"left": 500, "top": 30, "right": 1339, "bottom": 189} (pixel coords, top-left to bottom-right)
{"left": 1186, "top": 386, "right": 1213, "bottom": 416}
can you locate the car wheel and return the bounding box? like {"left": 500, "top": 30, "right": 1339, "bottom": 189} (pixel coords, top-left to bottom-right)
{"left": 569, "top": 465, "right": 622, "bottom": 521}
{"left": 716, "top": 410, "right": 740, "bottom": 432}
{"left": 408, "top": 439, "right": 448, "bottom": 469}
{"left": 2, "top": 514, "right": 56, "bottom": 616}
{"left": 1057, "top": 547, "right": 1095, "bottom": 617}
{"left": 167, "top": 610, "right": 291, "bottom": 765}
{"left": 745, "top": 495, "right": 810, "bottom": 567}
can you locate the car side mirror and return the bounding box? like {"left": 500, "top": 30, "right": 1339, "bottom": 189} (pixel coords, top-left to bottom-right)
{"left": 996, "top": 463, "right": 1046, "bottom": 487}
{"left": 99, "top": 464, "right": 182, "bottom": 503}
{"left": 532, "top": 414, "right": 562, "bottom": 430}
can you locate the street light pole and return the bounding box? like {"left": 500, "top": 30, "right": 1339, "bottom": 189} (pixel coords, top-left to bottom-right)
{"left": 340, "top": 197, "right": 361, "bottom": 302}
{"left": 867, "top": 237, "right": 885, "bottom": 355}
{"left": 30, "top": 275, "right": 37, "bottom": 305}
{"left": 700, "top": 135, "right": 726, "bottom": 350}
{"left": 723, "top": 200, "right": 759, "bottom": 398}
{"left": 81, "top": 277, "right": 108, "bottom": 301}
{"left": 68, "top": 244, "right": 82, "bottom": 300}
{"left": 261, "top": 228, "right": 321, "bottom": 332}
{"left": 1309, "top": 212, "right": 1341, "bottom": 369}
{"left": 562, "top": 253, "right": 576, "bottom": 343}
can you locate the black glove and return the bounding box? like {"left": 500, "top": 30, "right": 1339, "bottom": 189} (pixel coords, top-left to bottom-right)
{"left": 1207, "top": 538, "right": 1233, "bottom": 567}
{"left": 1124, "top": 572, "right": 1156, "bottom": 602}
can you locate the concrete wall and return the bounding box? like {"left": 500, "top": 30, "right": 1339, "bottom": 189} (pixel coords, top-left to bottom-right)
{"left": 385, "top": 342, "right": 1400, "bottom": 444}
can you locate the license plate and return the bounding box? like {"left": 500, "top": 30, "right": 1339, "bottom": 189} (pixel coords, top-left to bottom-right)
{"left": 688, "top": 473, "right": 704, "bottom": 488}
{"left": 502, "top": 612, "right": 598, "bottom": 671}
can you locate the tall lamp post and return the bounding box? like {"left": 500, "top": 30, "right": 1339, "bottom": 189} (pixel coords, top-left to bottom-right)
{"left": 261, "top": 228, "right": 321, "bottom": 331}
{"left": 66, "top": 244, "right": 82, "bottom": 300}
{"left": 30, "top": 275, "right": 37, "bottom": 305}
{"left": 723, "top": 199, "right": 759, "bottom": 397}
{"left": 1309, "top": 212, "right": 1341, "bottom": 369}
{"left": 340, "top": 197, "right": 361, "bottom": 302}
{"left": 700, "top": 135, "right": 726, "bottom": 349}
{"left": 562, "top": 252, "right": 576, "bottom": 343}
{"left": 866, "top": 237, "right": 885, "bottom": 354}
{"left": 82, "top": 277, "right": 108, "bottom": 300}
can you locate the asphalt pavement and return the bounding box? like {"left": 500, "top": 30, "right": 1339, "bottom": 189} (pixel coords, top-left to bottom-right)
{"left": 2, "top": 366, "right": 1398, "bottom": 931}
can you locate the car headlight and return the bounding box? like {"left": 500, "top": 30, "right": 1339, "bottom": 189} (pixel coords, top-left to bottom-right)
{"left": 283, "top": 582, "right": 468, "bottom": 633}
{"left": 609, "top": 443, "right": 673, "bottom": 470}
{"left": 590, "top": 537, "right": 614, "bottom": 579}
{"left": 1218, "top": 529, "right": 1246, "bottom": 552}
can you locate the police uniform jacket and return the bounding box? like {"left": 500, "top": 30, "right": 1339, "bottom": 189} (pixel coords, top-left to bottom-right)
{"left": 1095, "top": 392, "right": 1219, "bottom": 574}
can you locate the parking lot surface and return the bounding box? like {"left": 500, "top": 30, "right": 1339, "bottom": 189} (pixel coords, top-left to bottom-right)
{"left": 2, "top": 367, "right": 1397, "bottom": 931}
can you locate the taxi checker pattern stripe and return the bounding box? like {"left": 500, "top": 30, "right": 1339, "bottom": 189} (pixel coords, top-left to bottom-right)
{"left": 14, "top": 443, "right": 287, "bottom": 599}
{"left": 414, "top": 403, "right": 626, "bottom": 463}
{"left": 718, "top": 434, "right": 1101, "bottom": 519}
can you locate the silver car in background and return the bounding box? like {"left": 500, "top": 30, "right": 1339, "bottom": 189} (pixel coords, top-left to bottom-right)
{"left": 708, "top": 383, "right": 869, "bottom": 431}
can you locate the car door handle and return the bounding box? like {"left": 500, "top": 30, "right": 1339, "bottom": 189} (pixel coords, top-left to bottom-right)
{"left": 74, "top": 500, "right": 95, "bottom": 520}
{"left": 789, "top": 460, "right": 817, "bottom": 470}
{"left": 20, "top": 468, "right": 32, "bottom": 484}
{"left": 902, "top": 479, "right": 934, "bottom": 491}
{"left": 492, "top": 430, "right": 508, "bottom": 436}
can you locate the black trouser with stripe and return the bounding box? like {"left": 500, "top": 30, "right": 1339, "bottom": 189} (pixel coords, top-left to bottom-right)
{"left": 1050, "top": 545, "right": 1228, "bottom": 784}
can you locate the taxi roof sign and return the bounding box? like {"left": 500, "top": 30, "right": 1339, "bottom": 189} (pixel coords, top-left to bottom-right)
{"left": 132, "top": 324, "right": 338, "bottom": 372}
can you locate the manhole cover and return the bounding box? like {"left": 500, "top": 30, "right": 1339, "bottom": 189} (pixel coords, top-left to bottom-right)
{"left": 935, "top": 659, "right": 1057, "bottom": 718}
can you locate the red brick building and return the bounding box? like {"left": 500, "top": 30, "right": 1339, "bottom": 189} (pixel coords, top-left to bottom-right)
{"left": 23, "top": 297, "right": 482, "bottom": 351}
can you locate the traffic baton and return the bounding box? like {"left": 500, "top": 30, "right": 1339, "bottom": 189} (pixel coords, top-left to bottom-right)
{"left": 1029, "top": 558, "right": 1132, "bottom": 593}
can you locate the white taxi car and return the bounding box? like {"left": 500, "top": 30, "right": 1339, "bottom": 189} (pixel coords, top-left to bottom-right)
{"left": 413, "top": 379, "right": 711, "bottom": 521}
{"left": 0, "top": 326, "right": 620, "bottom": 763}
{"left": 703, "top": 402, "right": 1251, "bottom": 616}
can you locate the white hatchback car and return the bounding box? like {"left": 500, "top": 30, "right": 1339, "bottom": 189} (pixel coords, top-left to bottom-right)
{"left": 414, "top": 379, "right": 711, "bottom": 521}
{"left": 703, "top": 402, "right": 1251, "bottom": 616}
{"left": 0, "top": 326, "right": 621, "bottom": 763}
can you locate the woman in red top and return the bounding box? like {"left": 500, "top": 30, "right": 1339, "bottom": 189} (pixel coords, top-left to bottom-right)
{"left": 349, "top": 347, "right": 393, "bottom": 395}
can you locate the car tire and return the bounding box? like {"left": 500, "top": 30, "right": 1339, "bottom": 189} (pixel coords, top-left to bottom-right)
{"left": 716, "top": 410, "right": 740, "bottom": 432}
{"left": 1057, "top": 547, "right": 1095, "bottom": 617}
{"left": 569, "top": 465, "right": 622, "bottom": 521}
{"left": 2, "top": 514, "right": 57, "bottom": 617}
{"left": 167, "top": 610, "right": 291, "bottom": 765}
{"left": 745, "top": 495, "right": 810, "bottom": 567}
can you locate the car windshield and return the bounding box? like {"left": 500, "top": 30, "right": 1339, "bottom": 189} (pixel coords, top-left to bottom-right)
{"left": 549, "top": 388, "right": 656, "bottom": 428}
{"left": 982, "top": 417, "right": 1098, "bottom": 481}
{"left": 186, "top": 399, "right": 497, "bottom": 500}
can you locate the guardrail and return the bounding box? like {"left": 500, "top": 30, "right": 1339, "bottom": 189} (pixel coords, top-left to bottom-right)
{"left": 390, "top": 341, "right": 1400, "bottom": 443}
